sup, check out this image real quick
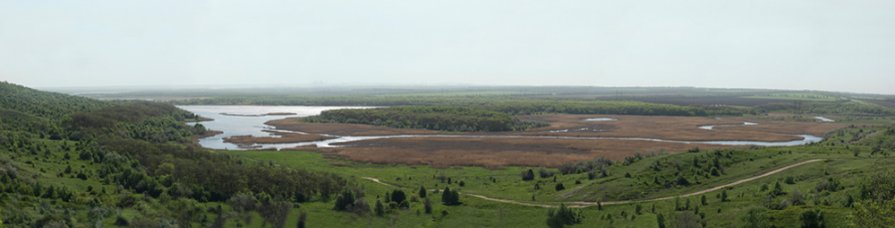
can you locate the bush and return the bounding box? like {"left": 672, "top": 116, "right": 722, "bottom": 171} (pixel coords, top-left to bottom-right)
{"left": 546, "top": 204, "right": 582, "bottom": 228}
{"left": 800, "top": 210, "right": 824, "bottom": 228}
{"left": 522, "top": 169, "right": 535, "bottom": 181}
{"left": 555, "top": 183, "right": 566, "bottom": 191}
{"left": 539, "top": 169, "right": 555, "bottom": 178}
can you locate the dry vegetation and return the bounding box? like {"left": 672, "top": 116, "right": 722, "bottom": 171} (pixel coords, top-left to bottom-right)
{"left": 520, "top": 114, "right": 843, "bottom": 142}
{"left": 270, "top": 114, "right": 844, "bottom": 167}
{"left": 267, "top": 118, "right": 438, "bottom": 135}
{"left": 319, "top": 137, "right": 725, "bottom": 167}
{"left": 223, "top": 130, "right": 334, "bottom": 145}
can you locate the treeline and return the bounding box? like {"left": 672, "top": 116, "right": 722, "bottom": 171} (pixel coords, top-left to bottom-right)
{"left": 63, "top": 102, "right": 348, "bottom": 202}
{"left": 177, "top": 95, "right": 745, "bottom": 117}
{"left": 0, "top": 82, "right": 107, "bottom": 139}
{"left": 755, "top": 99, "right": 895, "bottom": 116}
{"left": 0, "top": 82, "right": 107, "bottom": 120}
{"left": 305, "top": 106, "right": 545, "bottom": 132}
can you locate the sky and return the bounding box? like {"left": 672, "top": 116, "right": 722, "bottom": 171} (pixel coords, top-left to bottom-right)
{"left": 1, "top": 0, "right": 894, "bottom": 94}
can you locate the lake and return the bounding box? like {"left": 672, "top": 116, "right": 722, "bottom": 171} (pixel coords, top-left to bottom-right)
{"left": 180, "top": 105, "right": 824, "bottom": 150}
{"left": 178, "top": 105, "right": 369, "bottom": 149}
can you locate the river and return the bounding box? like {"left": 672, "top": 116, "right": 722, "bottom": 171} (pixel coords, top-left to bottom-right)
{"left": 179, "top": 105, "right": 824, "bottom": 150}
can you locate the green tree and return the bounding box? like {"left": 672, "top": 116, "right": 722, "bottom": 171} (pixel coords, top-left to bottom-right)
{"left": 546, "top": 204, "right": 581, "bottom": 228}
{"left": 418, "top": 186, "right": 427, "bottom": 198}
{"left": 657, "top": 213, "right": 666, "bottom": 228}
{"left": 297, "top": 212, "right": 307, "bottom": 228}
{"left": 424, "top": 198, "right": 433, "bottom": 214}
{"left": 800, "top": 210, "right": 824, "bottom": 228}
{"left": 441, "top": 187, "right": 461, "bottom": 205}
{"left": 375, "top": 200, "right": 385, "bottom": 216}
{"left": 740, "top": 208, "right": 769, "bottom": 228}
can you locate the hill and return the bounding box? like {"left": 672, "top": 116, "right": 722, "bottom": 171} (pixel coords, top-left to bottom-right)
{"left": 0, "top": 82, "right": 348, "bottom": 226}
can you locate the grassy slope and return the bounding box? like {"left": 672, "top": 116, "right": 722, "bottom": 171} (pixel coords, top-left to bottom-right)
{"left": 221, "top": 125, "right": 892, "bottom": 227}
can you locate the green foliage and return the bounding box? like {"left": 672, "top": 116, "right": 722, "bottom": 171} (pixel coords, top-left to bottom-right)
{"left": 418, "top": 186, "right": 427, "bottom": 198}
{"left": 0, "top": 82, "right": 106, "bottom": 120}
{"left": 0, "top": 83, "right": 349, "bottom": 226}
{"left": 852, "top": 200, "right": 895, "bottom": 227}
{"left": 800, "top": 210, "right": 824, "bottom": 228}
{"left": 305, "top": 106, "right": 543, "bottom": 132}
{"left": 374, "top": 200, "right": 385, "bottom": 216}
{"left": 334, "top": 190, "right": 355, "bottom": 211}
{"left": 522, "top": 169, "right": 535, "bottom": 181}
{"left": 546, "top": 204, "right": 582, "bottom": 228}
{"left": 555, "top": 183, "right": 565, "bottom": 191}
{"left": 852, "top": 170, "right": 895, "bottom": 227}
{"left": 740, "top": 208, "right": 769, "bottom": 228}
{"left": 441, "top": 187, "right": 461, "bottom": 205}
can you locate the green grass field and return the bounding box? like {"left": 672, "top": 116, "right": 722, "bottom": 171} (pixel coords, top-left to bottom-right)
{"left": 217, "top": 125, "right": 894, "bottom": 227}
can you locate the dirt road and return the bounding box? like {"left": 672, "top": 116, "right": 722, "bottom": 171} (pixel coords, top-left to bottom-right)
{"left": 362, "top": 159, "right": 824, "bottom": 208}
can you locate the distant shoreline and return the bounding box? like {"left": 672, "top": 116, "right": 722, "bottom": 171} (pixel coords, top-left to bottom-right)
{"left": 219, "top": 112, "right": 297, "bottom": 117}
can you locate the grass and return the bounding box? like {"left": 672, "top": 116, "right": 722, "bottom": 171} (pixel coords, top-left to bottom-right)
{"left": 219, "top": 124, "right": 893, "bottom": 227}
{"left": 4, "top": 123, "right": 891, "bottom": 227}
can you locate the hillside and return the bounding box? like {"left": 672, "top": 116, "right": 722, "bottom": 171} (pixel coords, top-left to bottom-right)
{"left": 2, "top": 82, "right": 894, "bottom": 227}
{"left": 0, "top": 83, "right": 349, "bottom": 226}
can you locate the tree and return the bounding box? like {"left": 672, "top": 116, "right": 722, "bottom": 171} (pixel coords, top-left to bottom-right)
{"left": 418, "top": 186, "right": 427, "bottom": 198}
{"left": 546, "top": 204, "right": 582, "bottom": 228}
{"left": 555, "top": 183, "right": 565, "bottom": 191}
{"left": 258, "top": 199, "right": 292, "bottom": 228}
{"left": 657, "top": 213, "right": 666, "bottom": 228}
{"left": 441, "top": 187, "right": 461, "bottom": 205}
{"left": 790, "top": 190, "right": 805, "bottom": 206}
{"left": 700, "top": 195, "right": 708, "bottom": 206}
{"left": 334, "top": 190, "right": 356, "bottom": 211}
{"left": 297, "top": 212, "right": 307, "bottom": 228}
{"left": 800, "top": 209, "right": 824, "bottom": 228}
{"left": 676, "top": 176, "right": 691, "bottom": 186}
{"left": 522, "top": 169, "right": 535, "bottom": 181}
{"left": 852, "top": 171, "right": 895, "bottom": 226}
{"left": 740, "top": 208, "right": 769, "bottom": 228}
{"left": 843, "top": 194, "right": 854, "bottom": 208}
{"left": 771, "top": 182, "right": 784, "bottom": 196}
{"left": 852, "top": 200, "right": 895, "bottom": 227}
{"left": 391, "top": 190, "right": 407, "bottom": 205}
{"left": 785, "top": 176, "right": 796, "bottom": 184}
{"left": 424, "top": 198, "right": 433, "bottom": 214}
{"left": 673, "top": 211, "right": 702, "bottom": 228}
{"left": 375, "top": 200, "right": 385, "bottom": 216}
{"left": 721, "top": 190, "right": 729, "bottom": 202}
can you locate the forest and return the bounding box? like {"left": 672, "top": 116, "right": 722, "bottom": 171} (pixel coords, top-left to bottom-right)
{"left": 304, "top": 106, "right": 544, "bottom": 132}
{"left": 0, "top": 82, "right": 348, "bottom": 226}
{"left": 98, "top": 86, "right": 895, "bottom": 117}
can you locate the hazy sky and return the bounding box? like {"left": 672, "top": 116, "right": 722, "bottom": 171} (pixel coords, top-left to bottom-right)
{"left": 2, "top": 1, "right": 894, "bottom": 94}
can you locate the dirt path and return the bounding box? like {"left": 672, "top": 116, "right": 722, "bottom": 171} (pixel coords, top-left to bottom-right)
{"left": 361, "top": 159, "right": 824, "bottom": 208}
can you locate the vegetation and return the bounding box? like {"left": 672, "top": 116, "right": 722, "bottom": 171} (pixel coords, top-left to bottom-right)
{"left": 0, "top": 82, "right": 348, "bottom": 226}
{"left": 3, "top": 82, "right": 895, "bottom": 227}
{"left": 107, "top": 86, "right": 895, "bottom": 116}
{"left": 305, "top": 106, "right": 544, "bottom": 132}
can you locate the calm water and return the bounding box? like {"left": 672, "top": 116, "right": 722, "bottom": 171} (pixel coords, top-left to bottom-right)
{"left": 814, "top": 116, "right": 835, "bottom": 122}
{"left": 178, "top": 105, "right": 369, "bottom": 149}
{"left": 179, "top": 105, "right": 823, "bottom": 150}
